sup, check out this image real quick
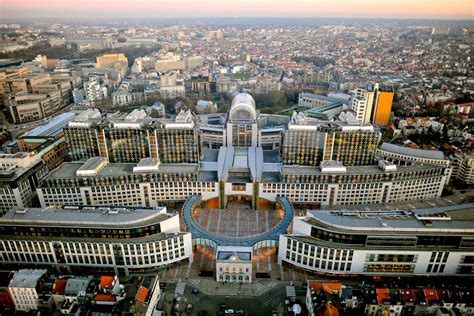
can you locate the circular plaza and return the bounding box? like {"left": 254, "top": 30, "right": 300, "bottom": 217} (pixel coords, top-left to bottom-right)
{"left": 182, "top": 195, "right": 293, "bottom": 247}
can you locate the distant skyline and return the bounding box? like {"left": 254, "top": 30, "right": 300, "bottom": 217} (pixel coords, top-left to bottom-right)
{"left": 1, "top": 0, "right": 473, "bottom": 20}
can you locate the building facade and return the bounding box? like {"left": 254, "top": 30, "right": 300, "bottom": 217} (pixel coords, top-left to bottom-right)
{"left": 216, "top": 246, "right": 252, "bottom": 283}
{"left": 39, "top": 93, "right": 450, "bottom": 210}
{"left": 278, "top": 204, "right": 474, "bottom": 276}
{"left": 0, "top": 205, "right": 193, "bottom": 275}
{"left": 8, "top": 269, "right": 47, "bottom": 312}
{"left": 0, "top": 153, "right": 48, "bottom": 213}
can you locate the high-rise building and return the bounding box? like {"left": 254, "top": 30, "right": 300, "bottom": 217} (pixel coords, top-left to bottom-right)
{"left": 372, "top": 85, "right": 395, "bottom": 126}
{"left": 458, "top": 154, "right": 474, "bottom": 185}
{"left": 283, "top": 112, "right": 381, "bottom": 166}
{"left": 64, "top": 109, "right": 199, "bottom": 164}
{"left": 351, "top": 87, "right": 375, "bottom": 123}
{"left": 205, "top": 29, "right": 224, "bottom": 40}
{"left": 0, "top": 153, "right": 48, "bottom": 213}
{"left": 351, "top": 84, "right": 394, "bottom": 126}
{"left": 83, "top": 76, "right": 108, "bottom": 101}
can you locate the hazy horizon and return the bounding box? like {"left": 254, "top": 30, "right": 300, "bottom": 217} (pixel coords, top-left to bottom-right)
{"left": 1, "top": 0, "right": 473, "bottom": 20}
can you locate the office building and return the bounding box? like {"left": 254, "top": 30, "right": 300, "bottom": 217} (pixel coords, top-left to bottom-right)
{"left": 373, "top": 85, "right": 394, "bottom": 126}
{"left": 39, "top": 93, "right": 450, "bottom": 210}
{"left": 457, "top": 154, "right": 474, "bottom": 185}
{"left": 351, "top": 84, "right": 394, "bottom": 126}
{"left": 298, "top": 93, "right": 343, "bottom": 109}
{"left": 278, "top": 203, "right": 474, "bottom": 276}
{"left": 4, "top": 73, "right": 80, "bottom": 123}
{"left": 184, "top": 56, "right": 204, "bottom": 70}
{"left": 205, "top": 29, "right": 224, "bottom": 40}
{"left": 216, "top": 246, "right": 252, "bottom": 283}
{"left": 155, "top": 58, "right": 185, "bottom": 72}
{"left": 63, "top": 109, "right": 102, "bottom": 161}
{"left": 0, "top": 205, "right": 193, "bottom": 275}
{"left": 64, "top": 109, "right": 199, "bottom": 164}
{"left": 0, "top": 153, "right": 48, "bottom": 213}
{"left": 283, "top": 112, "right": 381, "bottom": 166}
{"left": 17, "top": 112, "right": 75, "bottom": 171}
{"left": 351, "top": 87, "right": 375, "bottom": 124}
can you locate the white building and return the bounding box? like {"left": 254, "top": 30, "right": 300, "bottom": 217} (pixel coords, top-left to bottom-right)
{"left": 160, "top": 85, "right": 185, "bottom": 99}
{"left": 351, "top": 87, "right": 375, "bottom": 123}
{"left": 0, "top": 205, "right": 193, "bottom": 275}
{"left": 84, "top": 77, "right": 108, "bottom": 101}
{"left": 278, "top": 203, "right": 474, "bottom": 276}
{"left": 216, "top": 246, "right": 253, "bottom": 283}
{"left": 196, "top": 100, "right": 217, "bottom": 113}
{"left": 72, "top": 88, "right": 85, "bottom": 105}
{"left": 9, "top": 269, "right": 48, "bottom": 312}
{"left": 458, "top": 154, "right": 474, "bottom": 185}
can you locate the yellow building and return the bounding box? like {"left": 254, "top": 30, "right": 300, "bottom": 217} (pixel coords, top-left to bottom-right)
{"left": 372, "top": 89, "right": 394, "bottom": 126}
{"left": 96, "top": 54, "right": 129, "bottom": 77}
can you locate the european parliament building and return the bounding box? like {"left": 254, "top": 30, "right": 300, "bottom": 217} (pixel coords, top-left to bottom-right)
{"left": 1, "top": 93, "right": 467, "bottom": 276}
{"left": 38, "top": 93, "right": 450, "bottom": 210}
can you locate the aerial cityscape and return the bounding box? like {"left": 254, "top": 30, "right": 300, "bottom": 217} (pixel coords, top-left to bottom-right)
{"left": 0, "top": 0, "right": 473, "bottom": 315}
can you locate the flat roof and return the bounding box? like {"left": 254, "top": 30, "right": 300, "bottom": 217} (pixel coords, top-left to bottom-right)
{"left": 77, "top": 157, "right": 107, "bottom": 172}
{"left": 23, "top": 112, "right": 75, "bottom": 137}
{"left": 49, "top": 162, "right": 198, "bottom": 179}
{"left": 1, "top": 205, "right": 171, "bottom": 228}
{"left": 304, "top": 203, "right": 474, "bottom": 234}
{"left": 9, "top": 269, "right": 47, "bottom": 288}
{"left": 281, "top": 163, "right": 441, "bottom": 177}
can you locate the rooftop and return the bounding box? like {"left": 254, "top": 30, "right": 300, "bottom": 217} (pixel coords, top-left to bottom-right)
{"left": 281, "top": 162, "right": 441, "bottom": 177}
{"left": 49, "top": 161, "right": 198, "bottom": 179}
{"left": 304, "top": 203, "right": 474, "bottom": 233}
{"left": 216, "top": 246, "right": 253, "bottom": 261}
{"left": 9, "top": 269, "right": 47, "bottom": 288}
{"left": 65, "top": 276, "right": 93, "bottom": 295}
{"left": 22, "top": 112, "right": 75, "bottom": 138}
{"left": 1, "top": 205, "right": 171, "bottom": 229}
{"left": 379, "top": 143, "right": 446, "bottom": 160}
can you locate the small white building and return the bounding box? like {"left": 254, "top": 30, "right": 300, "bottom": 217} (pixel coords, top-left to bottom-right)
{"left": 196, "top": 100, "right": 217, "bottom": 114}
{"left": 8, "top": 269, "right": 48, "bottom": 312}
{"left": 216, "top": 246, "right": 253, "bottom": 283}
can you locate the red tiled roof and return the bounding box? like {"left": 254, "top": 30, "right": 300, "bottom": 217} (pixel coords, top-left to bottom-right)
{"left": 100, "top": 276, "right": 115, "bottom": 290}
{"left": 316, "top": 303, "right": 339, "bottom": 316}
{"left": 93, "top": 294, "right": 117, "bottom": 302}
{"left": 423, "top": 288, "right": 439, "bottom": 304}
{"left": 136, "top": 286, "right": 149, "bottom": 302}
{"left": 53, "top": 279, "right": 67, "bottom": 295}
{"left": 308, "top": 281, "right": 342, "bottom": 294}
{"left": 376, "top": 288, "right": 390, "bottom": 305}
{"left": 401, "top": 289, "right": 415, "bottom": 303}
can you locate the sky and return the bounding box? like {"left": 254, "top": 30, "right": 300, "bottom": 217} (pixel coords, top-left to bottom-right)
{"left": 1, "top": 0, "right": 473, "bottom": 20}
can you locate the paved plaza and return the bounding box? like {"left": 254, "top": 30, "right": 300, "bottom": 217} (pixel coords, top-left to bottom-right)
{"left": 156, "top": 245, "right": 317, "bottom": 284}
{"left": 192, "top": 200, "right": 283, "bottom": 238}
